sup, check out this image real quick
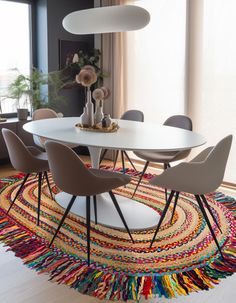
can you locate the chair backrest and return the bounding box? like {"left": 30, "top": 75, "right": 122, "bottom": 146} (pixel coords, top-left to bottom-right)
{"left": 121, "top": 110, "right": 144, "bottom": 122}
{"left": 45, "top": 141, "right": 92, "bottom": 196}
{"left": 202, "top": 135, "right": 232, "bottom": 191}
{"left": 164, "top": 115, "right": 192, "bottom": 131}
{"left": 32, "top": 108, "right": 58, "bottom": 120}
{"left": 2, "top": 128, "right": 34, "bottom": 172}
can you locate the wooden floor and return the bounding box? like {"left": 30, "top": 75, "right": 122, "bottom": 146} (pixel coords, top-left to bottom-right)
{"left": 0, "top": 160, "right": 236, "bottom": 303}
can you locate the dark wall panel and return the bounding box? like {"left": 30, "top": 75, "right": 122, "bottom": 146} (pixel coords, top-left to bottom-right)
{"left": 46, "top": 0, "right": 94, "bottom": 72}
{"left": 35, "top": 0, "right": 94, "bottom": 117}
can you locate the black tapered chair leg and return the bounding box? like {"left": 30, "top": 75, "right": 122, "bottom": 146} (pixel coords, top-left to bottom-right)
{"left": 49, "top": 195, "right": 76, "bottom": 247}
{"left": 37, "top": 172, "right": 42, "bottom": 226}
{"left": 44, "top": 171, "right": 54, "bottom": 200}
{"left": 164, "top": 188, "right": 168, "bottom": 203}
{"left": 100, "top": 149, "right": 108, "bottom": 164}
{"left": 150, "top": 190, "right": 175, "bottom": 248}
{"left": 195, "top": 195, "right": 224, "bottom": 259}
{"left": 113, "top": 150, "right": 119, "bottom": 170}
{"left": 132, "top": 161, "right": 150, "bottom": 198}
{"left": 201, "top": 195, "right": 222, "bottom": 233}
{"left": 163, "top": 163, "right": 170, "bottom": 202}
{"left": 170, "top": 192, "right": 180, "bottom": 224}
{"left": 86, "top": 196, "right": 91, "bottom": 266}
{"left": 109, "top": 191, "right": 134, "bottom": 243}
{"left": 7, "top": 173, "right": 30, "bottom": 214}
{"left": 93, "top": 195, "right": 97, "bottom": 224}
{"left": 121, "top": 151, "right": 126, "bottom": 174}
{"left": 123, "top": 151, "right": 137, "bottom": 172}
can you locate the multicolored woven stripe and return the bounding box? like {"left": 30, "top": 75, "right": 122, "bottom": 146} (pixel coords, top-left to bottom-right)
{"left": 0, "top": 168, "right": 236, "bottom": 301}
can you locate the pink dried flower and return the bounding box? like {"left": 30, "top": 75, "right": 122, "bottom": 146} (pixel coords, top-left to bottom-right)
{"left": 92, "top": 88, "right": 105, "bottom": 101}
{"left": 100, "top": 86, "right": 110, "bottom": 99}
{"left": 75, "top": 69, "right": 97, "bottom": 87}
{"left": 82, "top": 65, "right": 96, "bottom": 73}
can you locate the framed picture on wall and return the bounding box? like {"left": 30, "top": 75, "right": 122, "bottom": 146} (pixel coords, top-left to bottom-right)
{"left": 58, "top": 39, "right": 89, "bottom": 69}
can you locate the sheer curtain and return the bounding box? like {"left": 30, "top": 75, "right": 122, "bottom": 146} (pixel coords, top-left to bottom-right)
{"left": 101, "top": 0, "right": 235, "bottom": 183}
{"left": 125, "top": 0, "right": 187, "bottom": 124}
{"left": 188, "top": 0, "right": 236, "bottom": 183}
{"left": 101, "top": 0, "right": 129, "bottom": 118}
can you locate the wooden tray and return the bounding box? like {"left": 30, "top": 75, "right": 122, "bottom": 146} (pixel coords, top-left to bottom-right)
{"left": 75, "top": 122, "right": 119, "bottom": 133}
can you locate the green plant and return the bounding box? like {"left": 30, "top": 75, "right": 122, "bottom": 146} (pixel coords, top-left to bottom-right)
{"left": 7, "top": 73, "right": 30, "bottom": 108}
{"left": 7, "top": 68, "right": 66, "bottom": 111}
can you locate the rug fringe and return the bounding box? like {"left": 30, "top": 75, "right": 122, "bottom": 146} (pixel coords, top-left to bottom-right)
{"left": 0, "top": 191, "right": 236, "bottom": 301}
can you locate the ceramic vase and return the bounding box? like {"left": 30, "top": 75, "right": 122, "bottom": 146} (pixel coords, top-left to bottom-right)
{"left": 80, "top": 106, "right": 89, "bottom": 126}
{"left": 94, "top": 99, "right": 104, "bottom": 124}
{"left": 85, "top": 87, "right": 94, "bottom": 127}
{"left": 102, "top": 114, "right": 112, "bottom": 128}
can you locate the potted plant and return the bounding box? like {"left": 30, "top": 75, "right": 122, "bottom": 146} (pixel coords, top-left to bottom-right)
{"left": 7, "top": 68, "right": 65, "bottom": 119}
{"left": 7, "top": 72, "right": 30, "bottom": 120}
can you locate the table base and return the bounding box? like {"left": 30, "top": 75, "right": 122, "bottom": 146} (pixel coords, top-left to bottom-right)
{"left": 55, "top": 192, "right": 160, "bottom": 230}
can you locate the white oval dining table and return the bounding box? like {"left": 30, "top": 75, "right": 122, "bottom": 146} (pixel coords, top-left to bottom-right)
{"left": 24, "top": 117, "right": 206, "bottom": 230}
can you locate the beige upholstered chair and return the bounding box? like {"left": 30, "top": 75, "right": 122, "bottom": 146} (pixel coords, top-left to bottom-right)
{"left": 149, "top": 135, "right": 233, "bottom": 260}
{"left": 132, "top": 115, "right": 193, "bottom": 198}
{"left": 45, "top": 141, "right": 134, "bottom": 265}
{"left": 2, "top": 128, "right": 53, "bottom": 225}
{"left": 100, "top": 109, "right": 144, "bottom": 172}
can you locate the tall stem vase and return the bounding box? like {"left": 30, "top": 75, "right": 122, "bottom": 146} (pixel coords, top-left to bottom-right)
{"left": 85, "top": 87, "right": 94, "bottom": 127}
{"left": 94, "top": 100, "right": 104, "bottom": 124}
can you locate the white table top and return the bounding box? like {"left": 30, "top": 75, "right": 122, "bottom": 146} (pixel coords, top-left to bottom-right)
{"left": 23, "top": 117, "right": 206, "bottom": 151}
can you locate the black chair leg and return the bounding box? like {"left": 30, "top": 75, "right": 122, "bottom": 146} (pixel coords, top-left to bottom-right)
{"left": 195, "top": 195, "right": 224, "bottom": 259}
{"left": 100, "top": 149, "right": 108, "bottom": 164}
{"left": 164, "top": 188, "right": 168, "bottom": 203}
{"left": 123, "top": 151, "right": 137, "bottom": 172}
{"left": 49, "top": 195, "right": 76, "bottom": 247}
{"left": 164, "top": 163, "right": 170, "bottom": 202}
{"left": 44, "top": 171, "right": 53, "bottom": 200}
{"left": 86, "top": 196, "right": 91, "bottom": 266}
{"left": 109, "top": 191, "right": 134, "bottom": 243}
{"left": 170, "top": 191, "right": 180, "bottom": 224}
{"left": 113, "top": 150, "right": 119, "bottom": 170}
{"left": 201, "top": 194, "right": 222, "bottom": 233}
{"left": 93, "top": 195, "right": 97, "bottom": 224}
{"left": 121, "top": 151, "right": 126, "bottom": 174}
{"left": 37, "top": 172, "right": 42, "bottom": 226}
{"left": 150, "top": 190, "right": 175, "bottom": 248}
{"left": 7, "top": 173, "right": 30, "bottom": 214}
{"left": 132, "top": 161, "right": 150, "bottom": 198}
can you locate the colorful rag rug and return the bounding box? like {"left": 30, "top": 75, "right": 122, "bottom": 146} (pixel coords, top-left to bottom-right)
{"left": 0, "top": 169, "right": 236, "bottom": 301}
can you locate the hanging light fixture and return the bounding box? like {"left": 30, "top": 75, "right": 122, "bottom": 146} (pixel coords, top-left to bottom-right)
{"left": 62, "top": 5, "right": 150, "bottom": 35}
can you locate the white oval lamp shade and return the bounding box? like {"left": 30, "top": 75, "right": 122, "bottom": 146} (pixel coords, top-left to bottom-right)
{"left": 62, "top": 5, "right": 150, "bottom": 35}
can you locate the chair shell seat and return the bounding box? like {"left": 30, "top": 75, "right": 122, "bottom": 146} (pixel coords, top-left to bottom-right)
{"left": 134, "top": 149, "right": 190, "bottom": 163}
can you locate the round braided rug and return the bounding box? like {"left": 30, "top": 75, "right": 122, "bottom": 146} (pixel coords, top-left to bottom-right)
{"left": 0, "top": 169, "right": 236, "bottom": 301}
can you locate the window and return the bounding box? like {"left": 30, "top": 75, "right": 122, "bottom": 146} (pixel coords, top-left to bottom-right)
{"left": 0, "top": 0, "right": 31, "bottom": 114}
{"left": 126, "top": 0, "right": 187, "bottom": 123}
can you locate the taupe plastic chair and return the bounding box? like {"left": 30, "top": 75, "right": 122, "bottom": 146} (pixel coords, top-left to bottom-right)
{"left": 32, "top": 108, "right": 78, "bottom": 149}
{"left": 2, "top": 128, "right": 53, "bottom": 225}
{"left": 100, "top": 109, "right": 144, "bottom": 172}
{"left": 149, "top": 135, "right": 233, "bottom": 260}
{"left": 32, "top": 108, "right": 59, "bottom": 149}
{"left": 132, "top": 115, "right": 193, "bottom": 198}
{"left": 45, "top": 141, "right": 134, "bottom": 265}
